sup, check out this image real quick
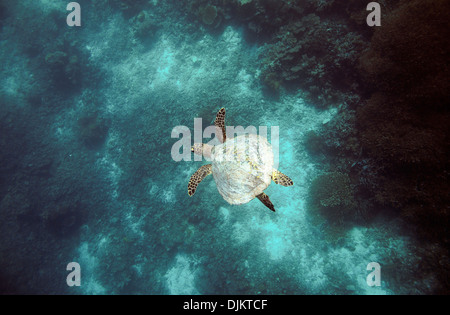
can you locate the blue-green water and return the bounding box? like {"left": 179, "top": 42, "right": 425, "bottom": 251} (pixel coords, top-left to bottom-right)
{"left": 0, "top": 1, "right": 447, "bottom": 295}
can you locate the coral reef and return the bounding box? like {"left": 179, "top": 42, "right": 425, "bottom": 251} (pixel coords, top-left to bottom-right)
{"left": 201, "top": 5, "right": 219, "bottom": 25}
{"left": 307, "top": 171, "right": 357, "bottom": 224}
{"left": 259, "top": 12, "right": 368, "bottom": 106}
{"left": 45, "top": 51, "right": 80, "bottom": 88}
{"left": 356, "top": 0, "right": 450, "bottom": 240}
{"left": 260, "top": 71, "right": 281, "bottom": 96}
{"left": 185, "top": 1, "right": 225, "bottom": 30}
{"left": 132, "top": 10, "right": 160, "bottom": 43}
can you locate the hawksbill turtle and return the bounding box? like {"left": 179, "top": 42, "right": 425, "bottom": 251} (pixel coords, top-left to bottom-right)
{"left": 187, "top": 108, "right": 293, "bottom": 212}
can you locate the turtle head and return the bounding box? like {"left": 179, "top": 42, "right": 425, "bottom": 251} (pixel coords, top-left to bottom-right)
{"left": 191, "top": 143, "right": 203, "bottom": 156}
{"left": 191, "top": 143, "right": 213, "bottom": 159}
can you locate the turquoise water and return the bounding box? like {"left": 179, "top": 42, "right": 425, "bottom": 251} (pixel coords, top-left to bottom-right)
{"left": 0, "top": 1, "right": 446, "bottom": 295}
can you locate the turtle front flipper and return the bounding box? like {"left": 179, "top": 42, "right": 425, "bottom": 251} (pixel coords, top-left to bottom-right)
{"left": 214, "top": 107, "right": 226, "bottom": 143}
{"left": 272, "top": 169, "right": 294, "bottom": 186}
{"left": 188, "top": 164, "right": 213, "bottom": 196}
{"left": 256, "top": 192, "right": 276, "bottom": 212}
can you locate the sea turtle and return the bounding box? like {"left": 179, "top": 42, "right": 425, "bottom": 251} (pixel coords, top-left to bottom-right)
{"left": 188, "top": 108, "right": 293, "bottom": 212}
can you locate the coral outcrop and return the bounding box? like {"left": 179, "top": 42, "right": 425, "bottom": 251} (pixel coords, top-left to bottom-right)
{"left": 356, "top": 0, "right": 450, "bottom": 240}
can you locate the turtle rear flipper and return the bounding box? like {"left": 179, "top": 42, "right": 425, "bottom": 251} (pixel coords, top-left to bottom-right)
{"left": 188, "top": 164, "right": 212, "bottom": 196}
{"left": 272, "top": 169, "right": 293, "bottom": 186}
{"left": 256, "top": 192, "right": 275, "bottom": 212}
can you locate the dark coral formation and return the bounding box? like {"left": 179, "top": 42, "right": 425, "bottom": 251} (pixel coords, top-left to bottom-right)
{"left": 42, "top": 202, "right": 87, "bottom": 237}
{"left": 355, "top": 0, "right": 450, "bottom": 240}
{"left": 296, "top": 0, "right": 450, "bottom": 247}
{"left": 45, "top": 50, "right": 81, "bottom": 89}
{"left": 184, "top": 0, "right": 226, "bottom": 31}
{"left": 260, "top": 12, "right": 368, "bottom": 106}
{"left": 307, "top": 171, "right": 358, "bottom": 225}
{"left": 132, "top": 10, "right": 160, "bottom": 43}
{"left": 201, "top": 5, "right": 219, "bottom": 25}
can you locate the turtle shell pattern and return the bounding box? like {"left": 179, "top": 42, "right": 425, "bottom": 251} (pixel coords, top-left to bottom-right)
{"left": 211, "top": 134, "right": 274, "bottom": 205}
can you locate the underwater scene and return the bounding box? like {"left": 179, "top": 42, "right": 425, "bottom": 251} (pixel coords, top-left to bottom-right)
{"left": 0, "top": 0, "right": 449, "bottom": 296}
